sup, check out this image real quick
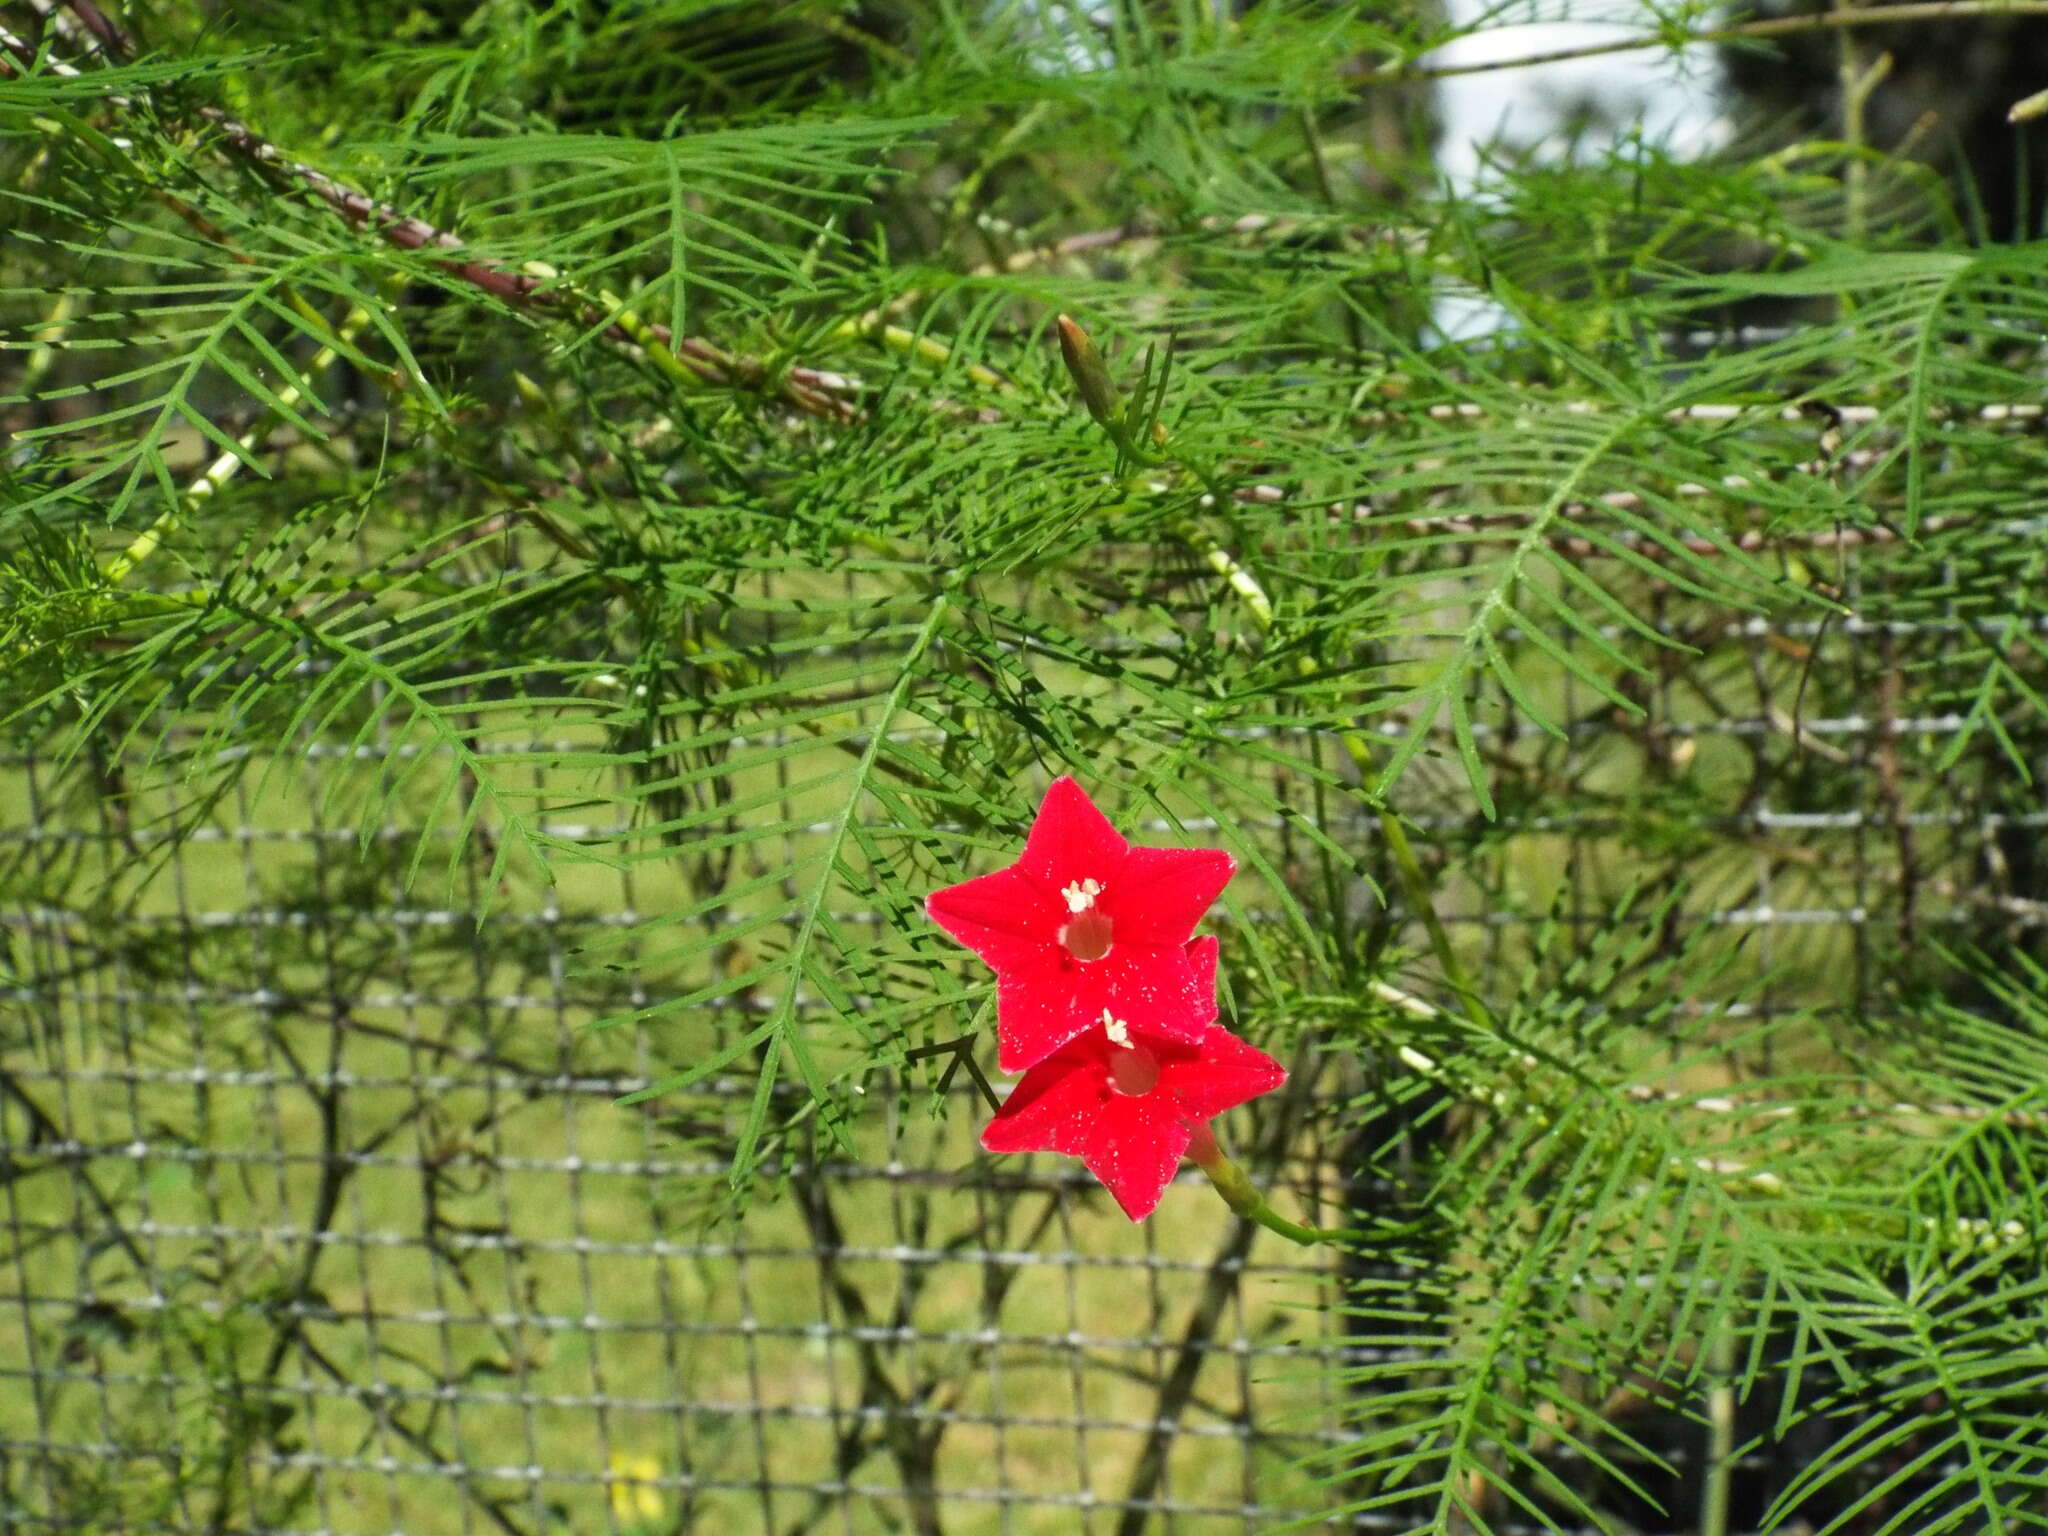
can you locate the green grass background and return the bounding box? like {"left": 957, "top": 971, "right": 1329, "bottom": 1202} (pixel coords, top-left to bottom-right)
{"left": 0, "top": 743, "right": 1350, "bottom": 1534}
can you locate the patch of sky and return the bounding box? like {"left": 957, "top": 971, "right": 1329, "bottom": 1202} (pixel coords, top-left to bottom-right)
{"left": 1429, "top": 0, "right": 1731, "bottom": 341}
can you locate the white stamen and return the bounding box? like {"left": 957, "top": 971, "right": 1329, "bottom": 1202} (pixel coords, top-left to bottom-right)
{"left": 1061, "top": 877, "right": 1103, "bottom": 913}
{"left": 1102, "top": 1010, "right": 1132, "bottom": 1048}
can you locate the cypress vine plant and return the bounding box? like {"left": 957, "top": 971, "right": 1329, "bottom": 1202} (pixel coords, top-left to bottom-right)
{"left": 6, "top": 0, "right": 2048, "bottom": 1530}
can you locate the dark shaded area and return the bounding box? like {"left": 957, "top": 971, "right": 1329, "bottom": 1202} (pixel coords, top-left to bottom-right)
{"left": 1722, "top": 6, "right": 2048, "bottom": 242}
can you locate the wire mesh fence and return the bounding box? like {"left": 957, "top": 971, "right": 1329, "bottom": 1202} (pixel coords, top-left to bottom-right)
{"left": 2, "top": 526, "right": 2041, "bottom": 1534}
{"left": 0, "top": 702, "right": 1361, "bottom": 1535}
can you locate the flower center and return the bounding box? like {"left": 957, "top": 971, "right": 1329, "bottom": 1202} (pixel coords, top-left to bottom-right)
{"left": 1059, "top": 908, "right": 1113, "bottom": 962}
{"left": 1060, "top": 877, "right": 1103, "bottom": 913}
{"left": 1108, "top": 1039, "right": 1160, "bottom": 1097}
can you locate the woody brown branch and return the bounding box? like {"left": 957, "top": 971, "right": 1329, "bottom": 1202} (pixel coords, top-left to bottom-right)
{"left": 15, "top": 2, "right": 2017, "bottom": 570}
{"left": 16, "top": 2, "right": 857, "bottom": 421}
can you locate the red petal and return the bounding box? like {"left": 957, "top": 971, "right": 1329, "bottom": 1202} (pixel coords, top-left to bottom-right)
{"left": 1104, "top": 845, "right": 1235, "bottom": 947}
{"left": 1091, "top": 945, "right": 1215, "bottom": 1048}
{"left": 979, "top": 1047, "right": 1104, "bottom": 1154}
{"left": 1016, "top": 777, "right": 1128, "bottom": 892}
{"left": 980, "top": 1050, "right": 1191, "bottom": 1221}
{"left": 1075, "top": 1098, "right": 1191, "bottom": 1220}
{"left": 1161, "top": 1026, "right": 1287, "bottom": 1120}
{"left": 991, "top": 941, "right": 1215, "bottom": 1073}
{"left": 1185, "top": 935, "right": 1219, "bottom": 996}
{"left": 994, "top": 962, "right": 1097, "bottom": 1072}
{"left": 926, "top": 864, "right": 1060, "bottom": 973}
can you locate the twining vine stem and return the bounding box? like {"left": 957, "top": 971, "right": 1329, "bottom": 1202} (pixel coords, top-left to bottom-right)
{"left": 1356, "top": 0, "right": 2048, "bottom": 83}
{"left": 10, "top": 0, "right": 2027, "bottom": 583}
{"left": 7, "top": 0, "right": 856, "bottom": 420}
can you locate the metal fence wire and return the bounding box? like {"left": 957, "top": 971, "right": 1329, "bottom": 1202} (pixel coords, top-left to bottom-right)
{"left": 1, "top": 536, "right": 2040, "bottom": 1535}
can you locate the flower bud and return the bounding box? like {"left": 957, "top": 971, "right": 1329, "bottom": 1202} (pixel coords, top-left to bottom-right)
{"left": 1056, "top": 314, "right": 1118, "bottom": 426}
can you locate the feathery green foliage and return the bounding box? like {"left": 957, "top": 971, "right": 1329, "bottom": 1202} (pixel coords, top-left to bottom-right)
{"left": 8, "top": 0, "right": 2048, "bottom": 1529}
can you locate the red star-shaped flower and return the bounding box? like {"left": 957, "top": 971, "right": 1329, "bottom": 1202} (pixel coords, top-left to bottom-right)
{"left": 925, "top": 777, "right": 1236, "bottom": 1073}
{"left": 979, "top": 938, "right": 1286, "bottom": 1220}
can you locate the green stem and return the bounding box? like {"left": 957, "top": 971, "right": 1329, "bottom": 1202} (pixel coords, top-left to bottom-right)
{"left": 21, "top": 289, "right": 78, "bottom": 395}
{"left": 1186, "top": 1124, "right": 1351, "bottom": 1247}
{"left": 832, "top": 313, "right": 1009, "bottom": 392}
{"left": 1838, "top": 12, "right": 1891, "bottom": 251}
{"left": 1700, "top": 1317, "right": 1736, "bottom": 1536}
{"left": 1180, "top": 526, "right": 1477, "bottom": 1016}
{"left": 1059, "top": 316, "right": 1485, "bottom": 1025}
{"left": 103, "top": 302, "right": 375, "bottom": 587}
